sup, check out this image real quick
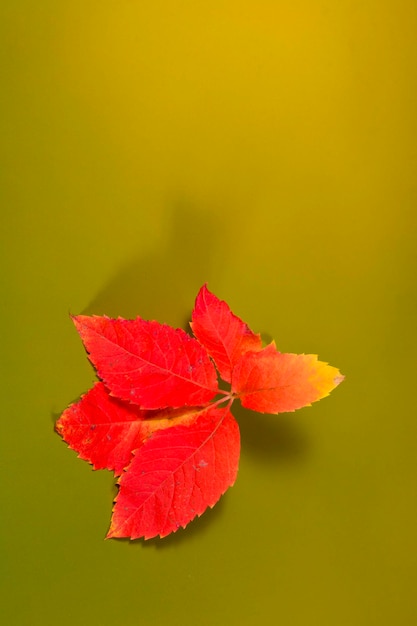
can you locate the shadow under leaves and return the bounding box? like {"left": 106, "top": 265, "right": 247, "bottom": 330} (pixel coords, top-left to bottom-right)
{"left": 82, "top": 202, "right": 226, "bottom": 324}
{"left": 234, "top": 403, "right": 311, "bottom": 465}
{"left": 111, "top": 497, "right": 226, "bottom": 550}
{"left": 58, "top": 202, "right": 311, "bottom": 545}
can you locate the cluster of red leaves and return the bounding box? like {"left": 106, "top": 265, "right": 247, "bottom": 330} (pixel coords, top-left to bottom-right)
{"left": 56, "top": 285, "right": 343, "bottom": 540}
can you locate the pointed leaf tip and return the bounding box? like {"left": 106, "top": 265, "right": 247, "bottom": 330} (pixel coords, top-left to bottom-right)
{"left": 191, "top": 284, "right": 262, "bottom": 383}
{"left": 71, "top": 314, "right": 219, "bottom": 409}
{"left": 107, "top": 405, "right": 240, "bottom": 540}
{"left": 56, "top": 383, "right": 202, "bottom": 476}
{"left": 232, "top": 345, "right": 343, "bottom": 414}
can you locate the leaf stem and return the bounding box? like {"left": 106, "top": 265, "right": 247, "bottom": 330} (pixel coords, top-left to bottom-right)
{"left": 210, "top": 393, "right": 235, "bottom": 409}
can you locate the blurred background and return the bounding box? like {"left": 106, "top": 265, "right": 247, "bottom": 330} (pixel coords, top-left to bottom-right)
{"left": 1, "top": 2, "right": 416, "bottom": 624}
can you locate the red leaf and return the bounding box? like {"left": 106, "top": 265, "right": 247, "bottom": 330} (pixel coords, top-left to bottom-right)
{"left": 107, "top": 405, "right": 240, "bottom": 540}
{"left": 57, "top": 284, "right": 344, "bottom": 540}
{"left": 191, "top": 284, "right": 262, "bottom": 382}
{"left": 232, "top": 343, "right": 344, "bottom": 413}
{"left": 72, "top": 315, "right": 219, "bottom": 409}
{"left": 56, "top": 383, "right": 201, "bottom": 476}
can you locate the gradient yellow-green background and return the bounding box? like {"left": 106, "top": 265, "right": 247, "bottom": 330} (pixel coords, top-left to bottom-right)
{"left": 1, "top": 2, "right": 416, "bottom": 625}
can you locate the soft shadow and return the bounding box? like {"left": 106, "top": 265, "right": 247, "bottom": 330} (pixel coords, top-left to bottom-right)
{"left": 51, "top": 388, "right": 91, "bottom": 424}
{"left": 234, "top": 403, "right": 311, "bottom": 464}
{"left": 67, "top": 203, "right": 234, "bottom": 545}
{"left": 51, "top": 410, "right": 61, "bottom": 425}
{"left": 110, "top": 497, "right": 226, "bottom": 550}
{"left": 82, "top": 202, "right": 224, "bottom": 324}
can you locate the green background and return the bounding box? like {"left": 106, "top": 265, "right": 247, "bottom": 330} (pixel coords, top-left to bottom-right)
{"left": 2, "top": 2, "right": 416, "bottom": 624}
